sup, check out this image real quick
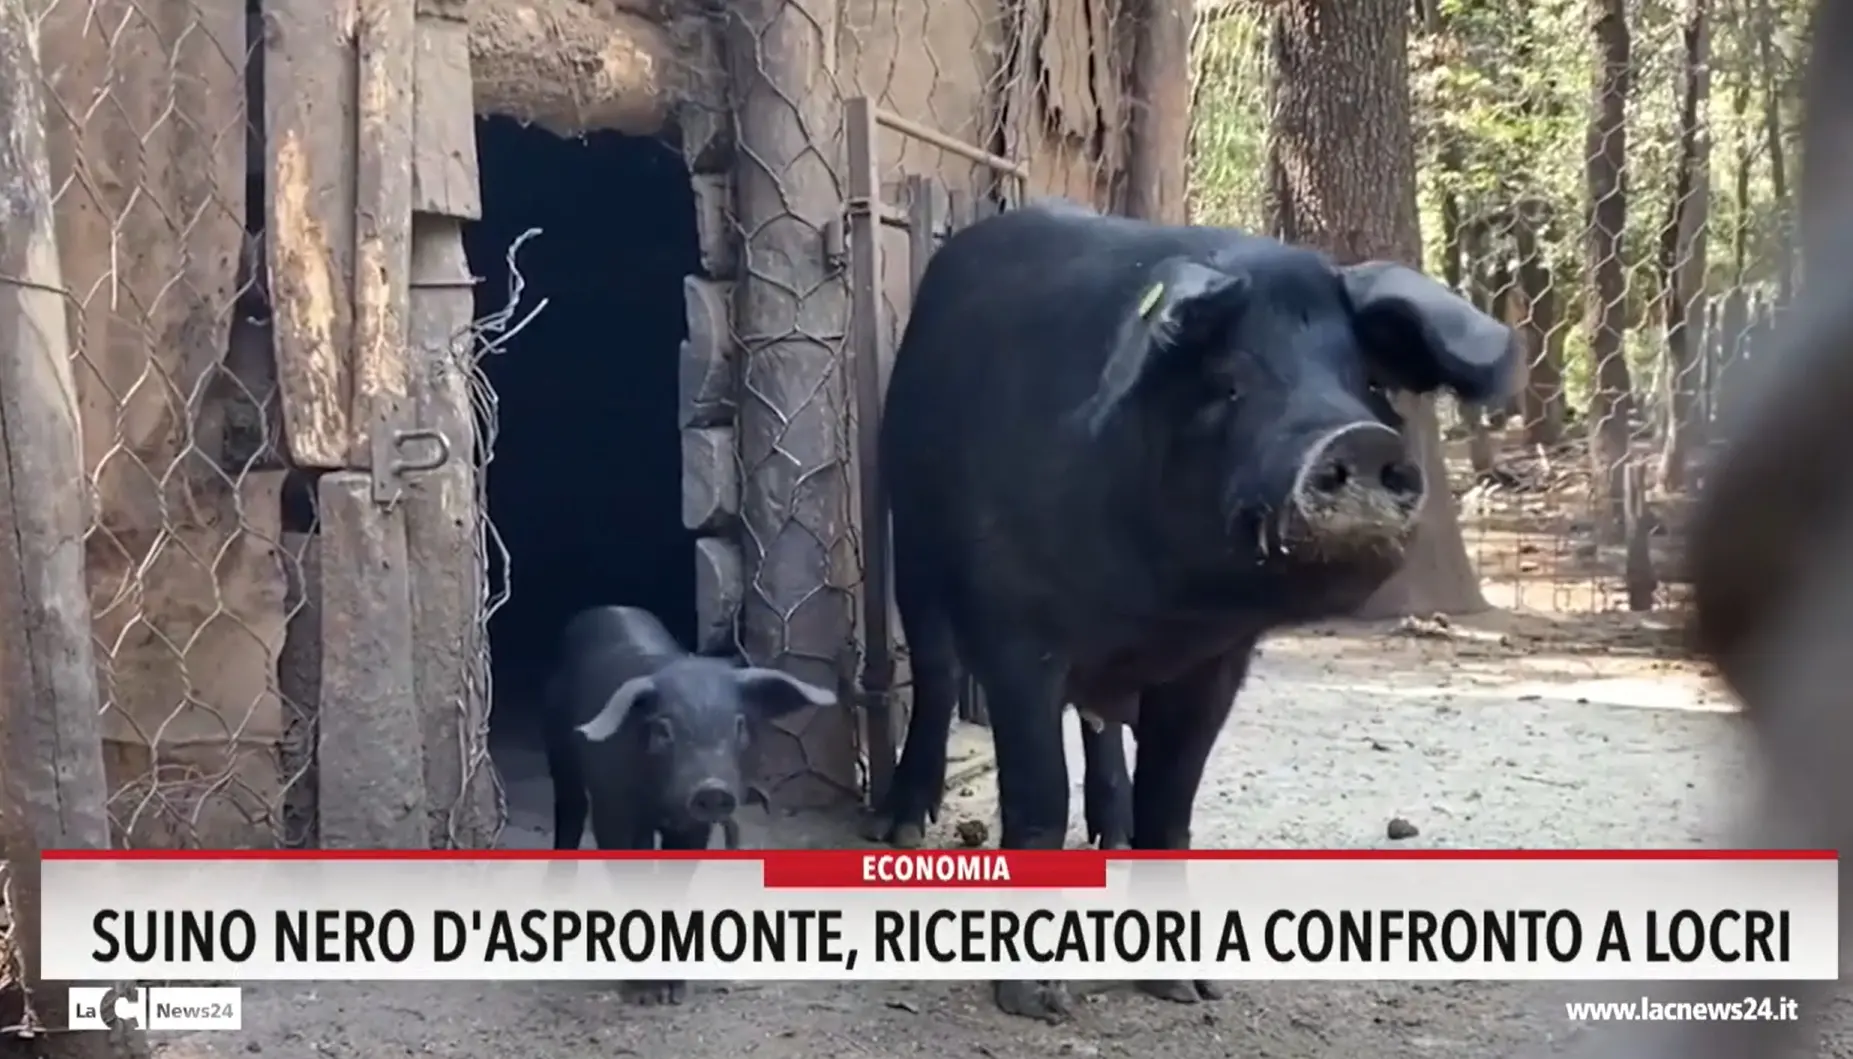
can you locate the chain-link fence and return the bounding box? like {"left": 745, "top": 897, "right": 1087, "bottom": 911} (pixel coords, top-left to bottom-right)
{"left": 1191, "top": 0, "right": 1806, "bottom": 623}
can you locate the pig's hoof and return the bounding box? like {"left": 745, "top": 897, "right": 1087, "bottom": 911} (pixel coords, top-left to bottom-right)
{"left": 993, "top": 979, "right": 1071, "bottom": 1022}
{"left": 889, "top": 820, "right": 927, "bottom": 849}
{"left": 621, "top": 980, "right": 686, "bottom": 1006}
{"left": 858, "top": 812, "right": 892, "bottom": 843}
{"left": 1135, "top": 979, "right": 1223, "bottom": 1004}
{"left": 858, "top": 812, "right": 928, "bottom": 848}
{"left": 1084, "top": 804, "right": 1132, "bottom": 850}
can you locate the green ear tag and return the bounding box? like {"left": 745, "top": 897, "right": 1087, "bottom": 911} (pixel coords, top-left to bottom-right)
{"left": 1137, "top": 282, "right": 1165, "bottom": 319}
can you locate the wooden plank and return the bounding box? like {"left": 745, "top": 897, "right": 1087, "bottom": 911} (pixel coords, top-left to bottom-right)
{"left": 672, "top": 15, "right": 732, "bottom": 174}
{"left": 844, "top": 98, "right": 894, "bottom": 808}
{"left": 690, "top": 174, "right": 736, "bottom": 279}
{"left": 905, "top": 175, "right": 944, "bottom": 294}
{"left": 0, "top": 1, "right": 114, "bottom": 1030}
{"left": 406, "top": 216, "right": 496, "bottom": 848}
{"left": 681, "top": 425, "right": 739, "bottom": 533}
{"left": 277, "top": 531, "right": 322, "bottom": 849}
{"left": 411, "top": 14, "right": 481, "bottom": 220}
{"left": 947, "top": 188, "right": 974, "bottom": 232}
{"left": 350, "top": 0, "right": 418, "bottom": 466}
{"left": 407, "top": 4, "right": 492, "bottom": 848}
{"left": 693, "top": 537, "right": 744, "bottom": 653}
{"left": 467, "top": 0, "right": 672, "bottom": 138}
{"left": 679, "top": 276, "right": 735, "bottom": 429}
{"left": 316, "top": 473, "right": 428, "bottom": 848}
{"left": 266, "top": 0, "right": 358, "bottom": 468}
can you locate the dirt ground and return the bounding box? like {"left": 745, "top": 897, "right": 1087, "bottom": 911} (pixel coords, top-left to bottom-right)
{"left": 146, "top": 609, "right": 1850, "bottom": 1059}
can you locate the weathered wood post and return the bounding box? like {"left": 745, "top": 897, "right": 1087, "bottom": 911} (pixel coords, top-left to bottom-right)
{"left": 0, "top": 0, "right": 123, "bottom": 1044}
{"left": 406, "top": 0, "right": 499, "bottom": 849}
{"left": 307, "top": 0, "right": 431, "bottom": 850}
{"left": 724, "top": 0, "right": 860, "bottom": 808}
{"left": 1621, "top": 462, "right": 1657, "bottom": 610}
{"left": 1126, "top": 0, "right": 1193, "bottom": 224}
{"left": 268, "top": 0, "right": 432, "bottom": 848}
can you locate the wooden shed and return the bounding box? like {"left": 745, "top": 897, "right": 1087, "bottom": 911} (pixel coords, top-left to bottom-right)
{"left": 8, "top": 0, "right": 1190, "bottom": 862}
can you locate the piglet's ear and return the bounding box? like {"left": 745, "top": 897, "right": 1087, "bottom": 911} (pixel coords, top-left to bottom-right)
{"left": 734, "top": 667, "right": 837, "bottom": 720}
{"left": 576, "top": 676, "right": 657, "bottom": 743}
{"left": 1339, "top": 260, "right": 1519, "bottom": 404}
{"left": 1078, "top": 258, "right": 1248, "bottom": 437}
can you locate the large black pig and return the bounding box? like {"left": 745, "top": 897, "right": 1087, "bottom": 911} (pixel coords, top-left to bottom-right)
{"left": 869, "top": 201, "right": 1517, "bottom": 1021}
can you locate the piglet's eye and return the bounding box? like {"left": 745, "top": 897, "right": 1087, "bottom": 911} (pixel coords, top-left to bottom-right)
{"left": 646, "top": 717, "right": 674, "bottom": 753}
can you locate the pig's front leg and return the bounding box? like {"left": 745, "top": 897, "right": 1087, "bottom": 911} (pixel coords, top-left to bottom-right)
{"left": 621, "top": 823, "right": 714, "bottom": 1006}
{"left": 612, "top": 819, "right": 684, "bottom": 1007}
{"left": 1130, "top": 648, "right": 1248, "bottom": 1006}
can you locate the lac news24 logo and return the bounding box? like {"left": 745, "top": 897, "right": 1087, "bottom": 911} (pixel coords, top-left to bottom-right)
{"left": 69, "top": 984, "right": 243, "bottom": 1032}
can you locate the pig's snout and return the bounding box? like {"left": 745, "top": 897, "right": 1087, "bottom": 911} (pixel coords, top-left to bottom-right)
{"left": 1284, "top": 422, "right": 1424, "bottom": 555}
{"left": 1300, "top": 423, "right": 1423, "bottom": 504}
{"left": 687, "top": 781, "right": 738, "bottom": 824}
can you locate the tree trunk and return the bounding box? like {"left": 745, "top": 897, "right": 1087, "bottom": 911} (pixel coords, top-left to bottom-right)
{"left": 1751, "top": 0, "right": 1793, "bottom": 300}
{"left": 1731, "top": 18, "right": 1752, "bottom": 285}
{"left": 1416, "top": 0, "right": 1463, "bottom": 300}
{"left": 1461, "top": 219, "right": 1498, "bottom": 476}
{"left": 1125, "top": 0, "right": 1193, "bottom": 223}
{"left": 1657, "top": 0, "right": 1713, "bottom": 493}
{"left": 1583, "top": 0, "right": 1636, "bottom": 544}
{"left": 1720, "top": 17, "right": 1753, "bottom": 419}
{"left": 1513, "top": 206, "right": 1566, "bottom": 447}
{"left": 1419, "top": 0, "right": 1498, "bottom": 477}
{"left": 1271, "top": 0, "right": 1487, "bottom": 616}
{"left": 1262, "top": 10, "right": 1292, "bottom": 243}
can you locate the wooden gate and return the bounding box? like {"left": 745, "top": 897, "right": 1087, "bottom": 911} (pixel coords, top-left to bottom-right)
{"left": 265, "top": 0, "right": 496, "bottom": 850}
{"left": 841, "top": 97, "right": 1029, "bottom": 807}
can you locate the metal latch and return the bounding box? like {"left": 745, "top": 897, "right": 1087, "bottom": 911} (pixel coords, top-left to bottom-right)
{"left": 370, "top": 407, "right": 452, "bottom": 508}
{"left": 822, "top": 216, "right": 847, "bottom": 273}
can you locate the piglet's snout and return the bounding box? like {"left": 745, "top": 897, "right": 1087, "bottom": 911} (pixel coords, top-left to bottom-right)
{"left": 687, "top": 781, "right": 738, "bottom": 824}
{"left": 1287, "top": 423, "right": 1425, "bottom": 547}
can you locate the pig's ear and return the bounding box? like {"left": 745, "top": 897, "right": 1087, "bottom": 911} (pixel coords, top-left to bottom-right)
{"left": 734, "top": 667, "right": 837, "bottom": 719}
{"left": 1339, "top": 260, "right": 1519, "bottom": 403}
{"left": 1078, "top": 258, "right": 1249, "bottom": 437}
{"left": 576, "top": 675, "right": 657, "bottom": 743}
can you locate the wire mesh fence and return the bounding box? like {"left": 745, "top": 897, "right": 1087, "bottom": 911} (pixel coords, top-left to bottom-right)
{"left": 712, "top": 0, "right": 865, "bottom": 810}
{"left": 0, "top": 0, "right": 511, "bottom": 868}
{"left": 1191, "top": 0, "right": 1805, "bottom": 624}
{"left": 31, "top": 0, "right": 295, "bottom": 849}
{"left": 710, "top": 0, "right": 1146, "bottom": 807}
{"left": 0, "top": 0, "right": 518, "bottom": 1022}
{"left": 1562, "top": 6, "right": 1853, "bottom": 1051}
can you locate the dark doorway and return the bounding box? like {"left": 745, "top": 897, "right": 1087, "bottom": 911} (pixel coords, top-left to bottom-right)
{"left": 464, "top": 117, "right": 700, "bottom": 751}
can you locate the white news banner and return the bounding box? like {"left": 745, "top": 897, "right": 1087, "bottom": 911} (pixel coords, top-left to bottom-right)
{"left": 68, "top": 985, "right": 242, "bottom": 1032}
{"left": 37, "top": 849, "right": 1843, "bottom": 982}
